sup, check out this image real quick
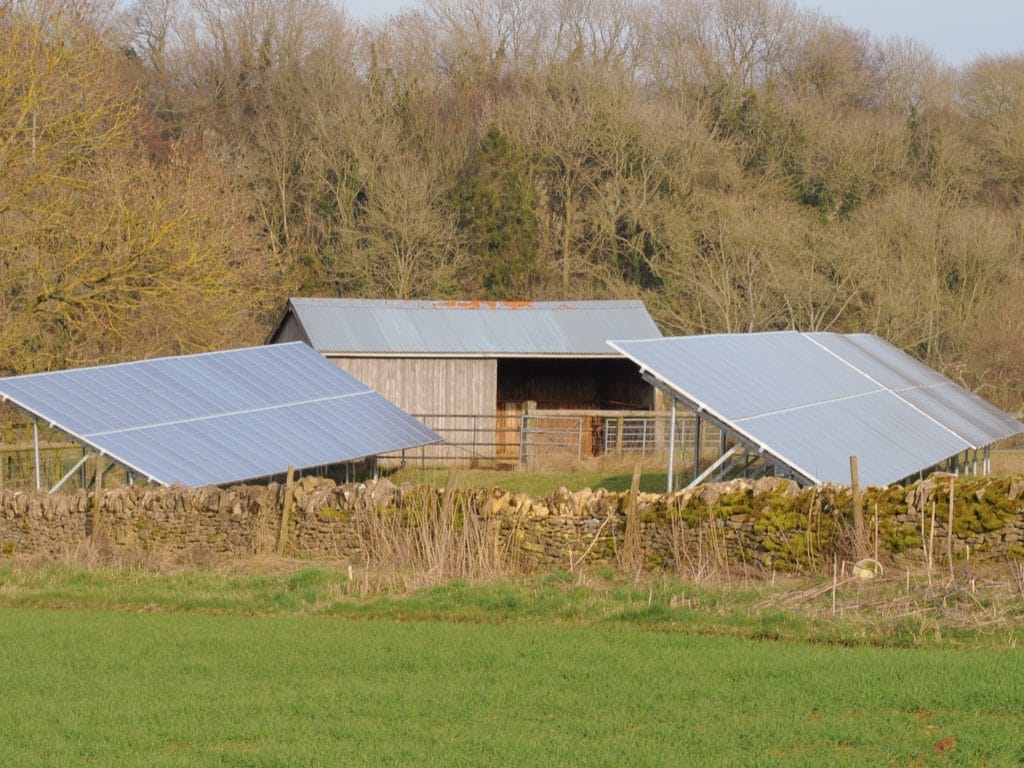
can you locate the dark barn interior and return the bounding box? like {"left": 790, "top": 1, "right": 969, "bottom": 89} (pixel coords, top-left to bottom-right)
{"left": 497, "top": 358, "right": 654, "bottom": 411}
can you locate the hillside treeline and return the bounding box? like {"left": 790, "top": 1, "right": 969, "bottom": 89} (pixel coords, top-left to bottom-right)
{"left": 1, "top": 0, "right": 1023, "bottom": 409}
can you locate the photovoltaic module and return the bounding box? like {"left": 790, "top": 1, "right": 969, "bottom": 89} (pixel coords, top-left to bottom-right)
{"left": 0, "top": 343, "right": 440, "bottom": 486}
{"left": 609, "top": 332, "right": 1023, "bottom": 486}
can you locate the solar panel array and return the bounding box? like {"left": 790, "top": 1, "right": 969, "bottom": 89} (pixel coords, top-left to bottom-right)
{"left": 0, "top": 343, "right": 441, "bottom": 487}
{"left": 609, "top": 332, "right": 1024, "bottom": 487}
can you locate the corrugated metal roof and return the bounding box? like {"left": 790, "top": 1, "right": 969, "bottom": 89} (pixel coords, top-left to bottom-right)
{"left": 0, "top": 343, "right": 440, "bottom": 487}
{"left": 275, "top": 298, "right": 662, "bottom": 356}
{"left": 610, "top": 332, "right": 1024, "bottom": 487}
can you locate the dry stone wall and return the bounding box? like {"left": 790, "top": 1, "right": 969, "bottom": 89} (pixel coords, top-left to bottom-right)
{"left": 2, "top": 474, "right": 1024, "bottom": 571}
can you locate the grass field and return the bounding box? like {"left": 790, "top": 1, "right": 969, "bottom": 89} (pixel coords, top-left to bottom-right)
{"left": 2, "top": 605, "right": 1024, "bottom": 767}
{"left": 2, "top": 565, "right": 1024, "bottom": 766}
{"left": 385, "top": 445, "right": 1024, "bottom": 496}
{"left": 385, "top": 465, "right": 674, "bottom": 495}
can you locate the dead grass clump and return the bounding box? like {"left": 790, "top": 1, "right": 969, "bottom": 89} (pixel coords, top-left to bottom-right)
{"left": 352, "top": 483, "right": 516, "bottom": 590}
{"left": 11, "top": 536, "right": 240, "bottom": 575}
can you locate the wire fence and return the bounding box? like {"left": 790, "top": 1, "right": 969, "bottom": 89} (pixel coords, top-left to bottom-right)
{"left": 0, "top": 435, "right": 88, "bottom": 491}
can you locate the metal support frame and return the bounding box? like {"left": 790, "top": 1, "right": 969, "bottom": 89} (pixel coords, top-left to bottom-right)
{"left": 51, "top": 452, "right": 94, "bottom": 493}
{"left": 693, "top": 414, "right": 702, "bottom": 482}
{"left": 686, "top": 445, "right": 742, "bottom": 489}
{"left": 739, "top": 452, "right": 759, "bottom": 478}
{"left": 667, "top": 398, "right": 677, "bottom": 493}
{"left": 641, "top": 372, "right": 817, "bottom": 488}
{"left": 33, "top": 417, "right": 40, "bottom": 491}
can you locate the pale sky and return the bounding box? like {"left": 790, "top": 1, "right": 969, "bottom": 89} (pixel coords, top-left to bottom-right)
{"left": 341, "top": 0, "right": 1024, "bottom": 68}
{"left": 799, "top": 0, "right": 1023, "bottom": 66}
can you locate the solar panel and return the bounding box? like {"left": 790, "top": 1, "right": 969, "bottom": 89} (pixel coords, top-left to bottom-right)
{"left": 0, "top": 343, "right": 441, "bottom": 486}
{"left": 806, "top": 333, "right": 1023, "bottom": 447}
{"left": 609, "top": 333, "right": 1024, "bottom": 487}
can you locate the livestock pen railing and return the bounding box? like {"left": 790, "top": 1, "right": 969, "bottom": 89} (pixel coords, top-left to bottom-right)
{"left": 380, "top": 410, "right": 723, "bottom": 470}
{"left": 378, "top": 414, "right": 522, "bottom": 469}
{"left": 522, "top": 410, "right": 723, "bottom": 468}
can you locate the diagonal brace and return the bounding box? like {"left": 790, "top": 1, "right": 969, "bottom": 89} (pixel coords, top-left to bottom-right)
{"left": 51, "top": 452, "right": 94, "bottom": 493}
{"left": 686, "top": 444, "right": 742, "bottom": 489}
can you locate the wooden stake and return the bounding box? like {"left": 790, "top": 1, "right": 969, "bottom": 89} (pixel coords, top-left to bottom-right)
{"left": 928, "top": 500, "right": 936, "bottom": 589}
{"left": 629, "top": 462, "right": 642, "bottom": 508}
{"left": 850, "top": 456, "right": 866, "bottom": 556}
{"left": 276, "top": 466, "right": 295, "bottom": 554}
{"left": 621, "top": 462, "right": 643, "bottom": 574}
{"left": 947, "top": 476, "right": 955, "bottom": 584}
{"left": 873, "top": 502, "right": 879, "bottom": 562}
{"left": 832, "top": 555, "right": 838, "bottom": 617}
{"left": 92, "top": 456, "right": 103, "bottom": 537}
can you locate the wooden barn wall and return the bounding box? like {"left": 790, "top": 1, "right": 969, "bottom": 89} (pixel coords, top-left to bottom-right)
{"left": 496, "top": 358, "right": 653, "bottom": 410}
{"left": 328, "top": 357, "right": 497, "bottom": 417}
{"left": 328, "top": 357, "right": 498, "bottom": 466}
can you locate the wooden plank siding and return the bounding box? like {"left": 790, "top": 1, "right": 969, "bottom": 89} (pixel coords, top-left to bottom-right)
{"left": 330, "top": 357, "right": 496, "bottom": 416}
{"left": 328, "top": 357, "right": 498, "bottom": 466}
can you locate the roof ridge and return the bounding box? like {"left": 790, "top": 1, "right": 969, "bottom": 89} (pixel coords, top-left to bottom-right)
{"left": 290, "top": 297, "right": 648, "bottom": 309}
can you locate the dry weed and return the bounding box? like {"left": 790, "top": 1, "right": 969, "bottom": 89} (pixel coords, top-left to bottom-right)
{"left": 352, "top": 484, "right": 514, "bottom": 589}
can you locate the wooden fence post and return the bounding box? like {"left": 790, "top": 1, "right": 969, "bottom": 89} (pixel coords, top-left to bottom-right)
{"left": 619, "top": 463, "right": 643, "bottom": 573}
{"left": 276, "top": 466, "right": 296, "bottom": 554}
{"left": 92, "top": 455, "right": 104, "bottom": 537}
{"left": 850, "top": 455, "right": 866, "bottom": 555}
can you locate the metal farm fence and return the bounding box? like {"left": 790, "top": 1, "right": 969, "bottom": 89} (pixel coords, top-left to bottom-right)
{"left": 378, "top": 414, "right": 523, "bottom": 469}
{"left": 381, "top": 410, "right": 722, "bottom": 470}
{"left": 522, "top": 411, "right": 722, "bottom": 468}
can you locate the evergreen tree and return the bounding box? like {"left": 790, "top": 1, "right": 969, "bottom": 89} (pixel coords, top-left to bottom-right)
{"left": 454, "top": 125, "right": 539, "bottom": 299}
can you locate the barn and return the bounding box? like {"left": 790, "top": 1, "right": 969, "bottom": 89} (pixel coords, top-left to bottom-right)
{"left": 269, "top": 298, "right": 663, "bottom": 465}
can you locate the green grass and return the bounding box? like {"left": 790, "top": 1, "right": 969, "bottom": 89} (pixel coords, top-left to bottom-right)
{"left": 2, "top": 565, "right": 1024, "bottom": 765}
{"left": 3, "top": 564, "right": 1024, "bottom": 650}
{"left": 384, "top": 465, "right": 675, "bottom": 495}
{"left": 1, "top": 605, "right": 1023, "bottom": 766}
